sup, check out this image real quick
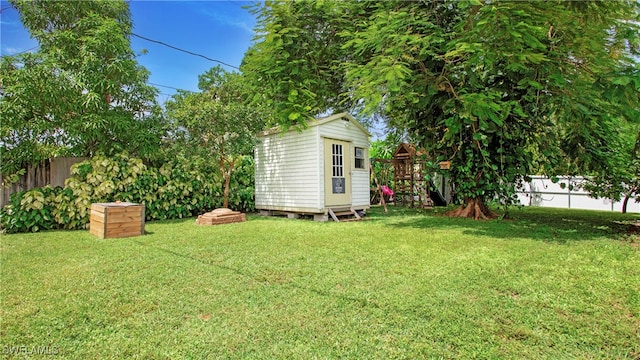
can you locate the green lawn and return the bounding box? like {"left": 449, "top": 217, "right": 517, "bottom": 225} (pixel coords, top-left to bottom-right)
{"left": 1, "top": 206, "right": 639, "bottom": 359}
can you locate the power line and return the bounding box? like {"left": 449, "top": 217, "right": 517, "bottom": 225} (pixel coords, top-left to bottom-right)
{"left": 1, "top": 48, "right": 186, "bottom": 97}
{"left": 1, "top": 46, "right": 39, "bottom": 57}
{"left": 132, "top": 33, "right": 240, "bottom": 70}
{"left": 148, "top": 82, "right": 185, "bottom": 91}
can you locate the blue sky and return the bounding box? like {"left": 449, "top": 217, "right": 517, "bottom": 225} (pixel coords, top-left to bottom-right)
{"left": 0, "top": 0, "right": 257, "bottom": 103}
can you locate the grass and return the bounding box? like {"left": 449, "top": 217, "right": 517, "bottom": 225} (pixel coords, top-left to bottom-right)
{"left": 1, "top": 206, "right": 639, "bottom": 359}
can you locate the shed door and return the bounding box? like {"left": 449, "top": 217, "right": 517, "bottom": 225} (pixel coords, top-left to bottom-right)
{"left": 324, "top": 139, "right": 351, "bottom": 207}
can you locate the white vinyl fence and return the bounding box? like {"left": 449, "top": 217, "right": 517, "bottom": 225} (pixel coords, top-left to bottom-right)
{"left": 515, "top": 175, "right": 640, "bottom": 213}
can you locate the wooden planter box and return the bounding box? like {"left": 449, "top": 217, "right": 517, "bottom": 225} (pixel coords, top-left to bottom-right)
{"left": 90, "top": 202, "right": 145, "bottom": 239}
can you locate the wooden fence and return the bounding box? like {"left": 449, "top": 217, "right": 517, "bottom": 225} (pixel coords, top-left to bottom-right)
{"left": 0, "top": 157, "right": 87, "bottom": 208}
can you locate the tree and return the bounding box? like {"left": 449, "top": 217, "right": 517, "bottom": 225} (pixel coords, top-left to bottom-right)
{"left": 1, "top": 0, "right": 165, "bottom": 178}
{"left": 583, "top": 126, "right": 640, "bottom": 213}
{"left": 243, "top": 0, "right": 640, "bottom": 219}
{"left": 241, "top": 0, "right": 365, "bottom": 127}
{"left": 165, "top": 66, "right": 265, "bottom": 209}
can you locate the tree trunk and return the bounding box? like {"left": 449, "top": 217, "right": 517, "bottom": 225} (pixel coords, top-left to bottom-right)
{"left": 445, "top": 197, "right": 497, "bottom": 220}
{"left": 220, "top": 156, "right": 235, "bottom": 209}
{"left": 622, "top": 186, "right": 638, "bottom": 214}
{"left": 622, "top": 193, "right": 631, "bottom": 214}
{"left": 223, "top": 172, "right": 231, "bottom": 209}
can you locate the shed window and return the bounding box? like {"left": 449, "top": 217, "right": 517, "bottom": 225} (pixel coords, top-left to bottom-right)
{"left": 331, "top": 144, "right": 345, "bottom": 194}
{"left": 354, "top": 147, "right": 365, "bottom": 169}
{"left": 332, "top": 144, "right": 344, "bottom": 177}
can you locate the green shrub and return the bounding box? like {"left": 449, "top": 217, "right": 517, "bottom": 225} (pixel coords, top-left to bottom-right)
{"left": 50, "top": 186, "right": 87, "bottom": 230}
{"left": 0, "top": 187, "right": 59, "bottom": 233}
{"left": 228, "top": 155, "right": 255, "bottom": 212}
{"left": 0, "top": 153, "right": 256, "bottom": 233}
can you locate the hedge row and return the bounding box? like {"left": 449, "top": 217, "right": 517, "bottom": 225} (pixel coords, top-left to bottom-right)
{"left": 0, "top": 153, "right": 254, "bottom": 233}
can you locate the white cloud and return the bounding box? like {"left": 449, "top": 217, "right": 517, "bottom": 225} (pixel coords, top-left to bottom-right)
{"left": 195, "top": 3, "right": 256, "bottom": 35}
{"left": 2, "top": 47, "right": 20, "bottom": 55}
{"left": 1, "top": 45, "right": 38, "bottom": 56}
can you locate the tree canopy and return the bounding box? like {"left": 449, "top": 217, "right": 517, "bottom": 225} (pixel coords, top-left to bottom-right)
{"left": 1, "top": 0, "right": 165, "bottom": 178}
{"left": 243, "top": 0, "right": 640, "bottom": 218}
{"left": 165, "top": 66, "right": 265, "bottom": 209}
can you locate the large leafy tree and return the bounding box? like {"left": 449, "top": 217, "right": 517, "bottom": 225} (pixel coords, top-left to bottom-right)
{"left": 584, "top": 126, "right": 640, "bottom": 213}
{"left": 242, "top": 0, "right": 366, "bottom": 126}
{"left": 165, "top": 66, "right": 265, "bottom": 209}
{"left": 243, "top": 0, "right": 640, "bottom": 219}
{"left": 1, "top": 0, "right": 164, "bottom": 178}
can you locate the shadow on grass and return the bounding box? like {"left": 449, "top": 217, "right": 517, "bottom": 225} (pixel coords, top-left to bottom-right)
{"left": 129, "top": 209, "right": 638, "bottom": 331}
{"left": 131, "top": 238, "right": 393, "bottom": 312}
{"left": 370, "top": 205, "right": 638, "bottom": 243}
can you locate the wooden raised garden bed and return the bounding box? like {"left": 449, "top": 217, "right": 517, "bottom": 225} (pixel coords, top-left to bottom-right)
{"left": 90, "top": 202, "right": 145, "bottom": 239}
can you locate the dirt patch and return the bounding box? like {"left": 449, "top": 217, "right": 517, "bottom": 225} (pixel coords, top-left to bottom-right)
{"left": 625, "top": 221, "right": 640, "bottom": 246}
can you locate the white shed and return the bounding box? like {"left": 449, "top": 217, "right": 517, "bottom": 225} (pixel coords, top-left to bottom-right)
{"left": 254, "top": 112, "right": 371, "bottom": 221}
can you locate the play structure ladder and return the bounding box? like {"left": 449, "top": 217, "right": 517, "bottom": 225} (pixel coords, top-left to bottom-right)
{"left": 328, "top": 208, "right": 362, "bottom": 222}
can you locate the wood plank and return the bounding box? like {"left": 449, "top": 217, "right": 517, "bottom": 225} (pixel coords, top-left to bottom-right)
{"left": 105, "top": 222, "right": 142, "bottom": 231}
{"left": 350, "top": 207, "right": 362, "bottom": 220}
{"left": 105, "top": 229, "right": 142, "bottom": 237}
{"left": 328, "top": 208, "right": 340, "bottom": 222}
{"left": 106, "top": 206, "right": 143, "bottom": 213}
{"left": 89, "top": 218, "right": 105, "bottom": 226}
{"left": 102, "top": 214, "right": 142, "bottom": 223}
{"left": 106, "top": 225, "right": 139, "bottom": 231}
{"left": 90, "top": 217, "right": 104, "bottom": 225}
{"left": 139, "top": 207, "right": 145, "bottom": 234}
{"left": 108, "top": 226, "right": 142, "bottom": 232}
{"left": 91, "top": 204, "right": 107, "bottom": 213}
{"left": 106, "top": 206, "right": 143, "bottom": 215}
{"left": 90, "top": 210, "right": 106, "bottom": 221}
{"left": 196, "top": 214, "right": 246, "bottom": 225}
{"left": 105, "top": 212, "right": 142, "bottom": 219}
{"left": 89, "top": 220, "right": 105, "bottom": 229}
{"left": 108, "top": 208, "right": 143, "bottom": 215}
{"left": 103, "top": 217, "right": 142, "bottom": 225}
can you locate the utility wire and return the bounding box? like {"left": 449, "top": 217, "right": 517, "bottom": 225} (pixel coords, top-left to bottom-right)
{"left": 1, "top": 45, "right": 39, "bottom": 57}
{"left": 2, "top": 32, "right": 220, "bottom": 96}
{"left": 2, "top": 48, "right": 187, "bottom": 97}
{"left": 132, "top": 33, "right": 240, "bottom": 70}
{"left": 148, "top": 82, "right": 184, "bottom": 91}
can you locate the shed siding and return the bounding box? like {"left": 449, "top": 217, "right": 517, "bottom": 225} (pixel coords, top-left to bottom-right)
{"left": 255, "top": 127, "right": 322, "bottom": 211}
{"left": 351, "top": 170, "right": 370, "bottom": 207}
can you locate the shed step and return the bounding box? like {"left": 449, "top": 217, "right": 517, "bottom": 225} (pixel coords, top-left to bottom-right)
{"left": 328, "top": 208, "right": 362, "bottom": 222}
{"left": 333, "top": 211, "right": 354, "bottom": 216}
